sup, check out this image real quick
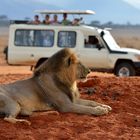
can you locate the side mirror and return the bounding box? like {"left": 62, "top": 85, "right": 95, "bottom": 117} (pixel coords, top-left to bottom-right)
{"left": 100, "top": 31, "right": 104, "bottom": 37}
{"left": 96, "top": 44, "right": 104, "bottom": 50}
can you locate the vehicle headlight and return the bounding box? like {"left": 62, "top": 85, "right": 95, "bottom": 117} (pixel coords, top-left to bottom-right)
{"left": 135, "top": 54, "right": 140, "bottom": 60}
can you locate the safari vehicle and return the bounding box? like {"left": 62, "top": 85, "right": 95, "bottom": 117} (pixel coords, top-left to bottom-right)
{"left": 5, "top": 10, "right": 140, "bottom": 77}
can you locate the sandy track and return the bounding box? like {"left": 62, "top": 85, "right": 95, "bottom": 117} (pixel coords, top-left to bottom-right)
{"left": 0, "top": 67, "right": 140, "bottom": 140}
{"left": 0, "top": 65, "right": 32, "bottom": 74}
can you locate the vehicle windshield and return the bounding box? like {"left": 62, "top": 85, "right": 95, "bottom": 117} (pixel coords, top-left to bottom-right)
{"left": 99, "top": 29, "right": 120, "bottom": 50}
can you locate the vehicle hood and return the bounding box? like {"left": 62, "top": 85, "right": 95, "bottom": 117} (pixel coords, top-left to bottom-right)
{"left": 120, "top": 48, "right": 140, "bottom": 54}
{"left": 112, "top": 47, "right": 140, "bottom": 54}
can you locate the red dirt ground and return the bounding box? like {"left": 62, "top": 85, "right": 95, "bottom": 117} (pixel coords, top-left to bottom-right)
{"left": 0, "top": 68, "right": 140, "bottom": 140}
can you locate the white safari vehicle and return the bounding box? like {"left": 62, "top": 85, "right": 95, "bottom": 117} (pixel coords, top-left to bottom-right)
{"left": 5, "top": 10, "right": 140, "bottom": 76}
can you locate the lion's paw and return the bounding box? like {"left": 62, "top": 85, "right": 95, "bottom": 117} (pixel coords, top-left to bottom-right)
{"left": 93, "top": 106, "right": 109, "bottom": 116}
{"left": 101, "top": 105, "right": 112, "bottom": 111}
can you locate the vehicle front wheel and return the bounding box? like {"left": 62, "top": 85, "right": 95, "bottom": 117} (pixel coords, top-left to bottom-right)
{"left": 115, "top": 62, "right": 136, "bottom": 77}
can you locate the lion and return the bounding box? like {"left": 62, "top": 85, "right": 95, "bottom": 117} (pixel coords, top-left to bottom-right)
{"left": 0, "top": 48, "right": 111, "bottom": 124}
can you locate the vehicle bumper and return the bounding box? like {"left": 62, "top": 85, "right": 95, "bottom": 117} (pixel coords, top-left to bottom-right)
{"left": 134, "top": 62, "right": 140, "bottom": 74}
{"left": 134, "top": 62, "right": 140, "bottom": 68}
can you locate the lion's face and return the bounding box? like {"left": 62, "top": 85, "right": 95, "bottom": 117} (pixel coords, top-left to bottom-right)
{"left": 58, "top": 51, "right": 90, "bottom": 81}
{"left": 76, "top": 62, "right": 90, "bottom": 79}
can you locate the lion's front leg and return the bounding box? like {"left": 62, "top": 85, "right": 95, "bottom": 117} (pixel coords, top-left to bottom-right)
{"left": 75, "top": 98, "right": 112, "bottom": 111}
{"left": 4, "top": 116, "right": 31, "bottom": 125}
{"left": 59, "top": 102, "right": 109, "bottom": 116}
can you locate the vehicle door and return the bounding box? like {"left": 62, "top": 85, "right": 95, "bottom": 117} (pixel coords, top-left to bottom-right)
{"left": 78, "top": 35, "right": 109, "bottom": 68}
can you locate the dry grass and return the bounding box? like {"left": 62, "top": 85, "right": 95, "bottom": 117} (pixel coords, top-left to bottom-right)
{"left": 111, "top": 27, "right": 140, "bottom": 50}
{"left": 0, "top": 35, "right": 8, "bottom": 51}
{"left": 0, "top": 35, "right": 8, "bottom": 65}
{"left": 115, "top": 37, "right": 140, "bottom": 50}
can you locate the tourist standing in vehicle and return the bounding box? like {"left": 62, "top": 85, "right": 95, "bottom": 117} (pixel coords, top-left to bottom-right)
{"left": 32, "top": 15, "right": 41, "bottom": 24}
{"left": 61, "top": 13, "right": 71, "bottom": 25}
{"left": 43, "top": 14, "right": 51, "bottom": 24}
{"left": 51, "top": 14, "right": 60, "bottom": 25}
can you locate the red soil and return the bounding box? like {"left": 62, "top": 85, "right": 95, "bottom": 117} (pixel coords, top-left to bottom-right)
{"left": 0, "top": 72, "right": 140, "bottom": 140}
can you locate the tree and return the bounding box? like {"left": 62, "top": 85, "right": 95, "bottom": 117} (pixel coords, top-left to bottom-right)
{"left": 0, "top": 15, "right": 8, "bottom": 21}
{"left": 90, "top": 20, "right": 101, "bottom": 26}
{"left": 0, "top": 15, "right": 9, "bottom": 26}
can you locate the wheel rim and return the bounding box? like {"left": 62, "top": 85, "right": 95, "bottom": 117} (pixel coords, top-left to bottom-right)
{"left": 118, "top": 67, "right": 130, "bottom": 77}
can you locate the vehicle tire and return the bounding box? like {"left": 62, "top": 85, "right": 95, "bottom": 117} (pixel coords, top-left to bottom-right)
{"left": 3, "top": 46, "right": 8, "bottom": 60}
{"left": 115, "top": 62, "right": 136, "bottom": 77}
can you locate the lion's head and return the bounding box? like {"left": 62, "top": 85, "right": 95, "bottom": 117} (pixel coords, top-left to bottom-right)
{"left": 34, "top": 48, "right": 90, "bottom": 86}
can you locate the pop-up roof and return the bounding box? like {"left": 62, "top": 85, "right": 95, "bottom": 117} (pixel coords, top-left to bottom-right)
{"left": 34, "top": 10, "right": 95, "bottom": 15}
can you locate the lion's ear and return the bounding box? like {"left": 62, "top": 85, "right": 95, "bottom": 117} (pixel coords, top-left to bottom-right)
{"left": 66, "top": 54, "right": 77, "bottom": 67}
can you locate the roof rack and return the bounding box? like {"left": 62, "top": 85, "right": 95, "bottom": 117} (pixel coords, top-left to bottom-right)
{"left": 34, "top": 10, "right": 95, "bottom": 15}
{"left": 10, "top": 20, "right": 29, "bottom": 24}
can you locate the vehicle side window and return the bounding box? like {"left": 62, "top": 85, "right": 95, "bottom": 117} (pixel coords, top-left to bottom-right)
{"left": 85, "top": 36, "right": 99, "bottom": 48}
{"left": 58, "top": 31, "right": 76, "bottom": 48}
{"left": 34, "top": 30, "right": 54, "bottom": 47}
{"left": 15, "top": 30, "right": 33, "bottom": 46}
{"left": 15, "top": 30, "right": 54, "bottom": 47}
